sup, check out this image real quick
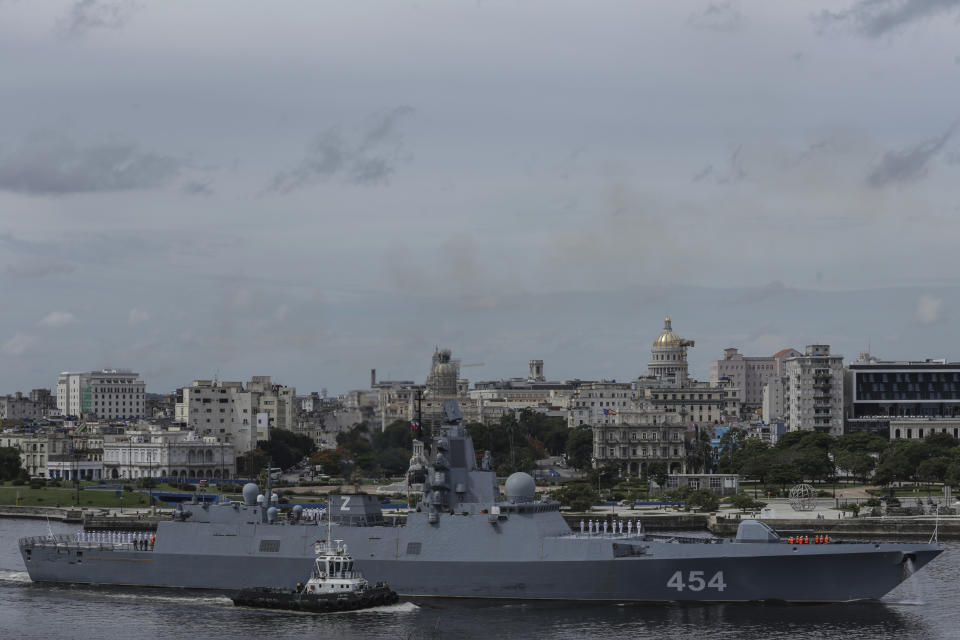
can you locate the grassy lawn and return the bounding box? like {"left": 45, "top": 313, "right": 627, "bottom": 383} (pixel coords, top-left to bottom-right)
{"left": 0, "top": 479, "right": 249, "bottom": 507}
{"left": 0, "top": 486, "right": 153, "bottom": 508}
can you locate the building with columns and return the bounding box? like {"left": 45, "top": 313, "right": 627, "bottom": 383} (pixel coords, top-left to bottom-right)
{"left": 102, "top": 428, "right": 235, "bottom": 480}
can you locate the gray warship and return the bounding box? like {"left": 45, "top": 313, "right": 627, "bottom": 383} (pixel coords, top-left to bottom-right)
{"left": 20, "top": 401, "right": 942, "bottom": 602}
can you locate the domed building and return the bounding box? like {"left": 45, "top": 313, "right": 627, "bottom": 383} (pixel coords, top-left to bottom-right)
{"left": 582, "top": 315, "right": 742, "bottom": 479}
{"left": 648, "top": 317, "right": 695, "bottom": 384}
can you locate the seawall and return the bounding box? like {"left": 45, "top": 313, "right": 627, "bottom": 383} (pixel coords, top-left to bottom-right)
{"left": 0, "top": 506, "right": 83, "bottom": 523}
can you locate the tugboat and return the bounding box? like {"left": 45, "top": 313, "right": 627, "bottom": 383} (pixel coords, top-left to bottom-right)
{"left": 231, "top": 517, "right": 397, "bottom": 613}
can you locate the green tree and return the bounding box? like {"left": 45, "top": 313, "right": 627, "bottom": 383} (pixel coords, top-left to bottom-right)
{"left": 237, "top": 448, "right": 269, "bottom": 477}
{"left": 685, "top": 429, "right": 714, "bottom": 474}
{"left": 259, "top": 429, "right": 316, "bottom": 471}
{"left": 917, "top": 456, "right": 951, "bottom": 485}
{"left": 729, "top": 493, "right": 767, "bottom": 511}
{"left": 686, "top": 489, "right": 718, "bottom": 512}
{"left": 646, "top": 461, "right": 668, "bottom": 491}
{"left": 834, "top": 449, "right": 876, "bottom": 483}
{"left": 0, "top": 447, "right": 23, "bottom": 481}
{"left": 309, "top": 449, "right": 343, "bottom": 476}
{"left": 552, "top": 482, "right": 597, "bottom": 511}
{"left": 565, "top": 426, "right": 594, "bottom": 471}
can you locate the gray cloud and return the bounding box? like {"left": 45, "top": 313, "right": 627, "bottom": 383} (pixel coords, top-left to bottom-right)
{"left": 687, "top": 1, "right": 743, "bottom": 32}
{"left": 813, "top": 0, "right": 960, "bottom": 38}
{"left": 693, "top": 145, "right": 747, "bottom": 184}
{"left": 4, "top": 262, "right": 74, "bottom": 278}
{"left": 182, "top": 180, "right": 213, "bottom": 197}
{"left": 867, "top": 127, "right": 953, "bottom": 187}
{"left": 59, "top": 0, "right": 141, "bottom": 38}
{"left": 915, "top": 294, "right": 944, "bottom": 324}
{"left": 268, "top": 106, "right": 414, "bottom": 193}
{"left": 730, "top": 281, "right": 795, "bottom": 305}
{"left": 0, "top": 131, "right": 182, "bottom": 195}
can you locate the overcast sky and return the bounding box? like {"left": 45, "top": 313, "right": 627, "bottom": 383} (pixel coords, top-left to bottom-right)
{"left": 2, "top": 0, "right": 960, "bottom": 395}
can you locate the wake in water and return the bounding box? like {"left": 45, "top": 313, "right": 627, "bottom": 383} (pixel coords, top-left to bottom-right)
{"left": 884, "top": 557, "right": 930, "bottom": 607}
{"left": 0, "top": 570, "right": 31, "bottom": 583}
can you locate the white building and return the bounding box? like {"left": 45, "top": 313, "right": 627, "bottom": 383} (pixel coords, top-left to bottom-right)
{"left": 56, "top": 369, "right": 146, "bottom": 420}
{"left": 103, "top": 428, "right": 235, "bottom": 480}
{"left": 785, "top": 345, "right": 845, "bottom": 436}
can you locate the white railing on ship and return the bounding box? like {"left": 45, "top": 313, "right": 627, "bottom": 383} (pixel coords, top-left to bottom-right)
{"left": 20, "top": 534, "right": 155, "bottom": 551}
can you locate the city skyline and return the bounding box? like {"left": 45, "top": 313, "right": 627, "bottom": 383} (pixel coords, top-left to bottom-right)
{"left": 2, "top": 1, "right": 959, "bottom": 394}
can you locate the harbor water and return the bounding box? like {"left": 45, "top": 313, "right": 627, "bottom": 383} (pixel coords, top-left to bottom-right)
{"left": 2, "top": 518, "right": 958, "bottom": 640}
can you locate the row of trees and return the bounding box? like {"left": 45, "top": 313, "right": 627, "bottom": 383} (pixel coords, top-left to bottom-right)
{"left": 719, "top": 428, "right": 960, "bottom": 488}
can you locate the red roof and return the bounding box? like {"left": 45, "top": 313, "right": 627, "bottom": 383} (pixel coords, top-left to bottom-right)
{"left": 771, "top": 348, "right": 798, "bottom": 359}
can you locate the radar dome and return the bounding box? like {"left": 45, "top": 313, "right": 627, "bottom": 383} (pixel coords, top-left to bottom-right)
{"left": 267, "top": 506, "right": 278, "bottom": 523}
{"left": 292, "top": 505, "right": 303, "bottom": 520}
{"left": 242, "top": 483, "right": 259, "bottom": 506}
{"left": 505, "top": 472, "right": 536, "bottom": 503}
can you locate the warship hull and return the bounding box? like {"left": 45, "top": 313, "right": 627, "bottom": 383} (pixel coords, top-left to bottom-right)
{"left": 19, "top": 520, "right": 940, "bottom": 602}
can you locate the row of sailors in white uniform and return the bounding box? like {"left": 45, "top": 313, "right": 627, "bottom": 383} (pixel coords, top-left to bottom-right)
{"left": 579, "top": 519, "right": 642, "bottom": 536}
{"left": 301, "top": 507, "right": 326, "bottom": 522}
{"left": 76, "top": 531, "right": 153, "bottom": 545}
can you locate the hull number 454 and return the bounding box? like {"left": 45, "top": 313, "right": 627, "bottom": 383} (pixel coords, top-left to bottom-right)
{"left": 667, "top": 570, "right": 727, "bottom": 592}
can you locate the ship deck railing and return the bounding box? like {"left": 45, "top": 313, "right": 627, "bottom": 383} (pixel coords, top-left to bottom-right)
{"left": 19, "top": 534, "right": 155, "bottom": 552}
{"left": 562, "top": 532, "right": 724, "bottom": 544}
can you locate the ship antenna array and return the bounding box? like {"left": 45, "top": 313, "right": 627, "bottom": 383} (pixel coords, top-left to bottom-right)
{"left": 327, "top": 498, "right": 332, "bottom": 552}
{"left": 929, "top": 506, "right": 940, "bottom": 544}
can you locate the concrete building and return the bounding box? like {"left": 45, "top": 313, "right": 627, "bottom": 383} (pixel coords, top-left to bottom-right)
{"left": 179, "top": 380, "right": 258, "bottom": 452}
{"left": 0, "top": 392, "right": 45, "bottom": 420}
{"left": 846, "top": 353, "right": 960, "bottom": 435}
{"left": 103, "top": 428, "right": 235, "bottom": 480}
{"left": 567, "top": 381, "right": 633, "bottom": 428}
{"left": 56, "top": 369, "right": 146, "bottom": 421}
{"left": 762, "top": 376, "right": 786, "bottom": 422}
{"left": 248, "top": 376, "right": 297, "bottom": 432}
{"left": 710, "top": 347, "right": 801, "bottom": 414}
{"left": 785, "top": 345, "right": 845, "bottom": 436}
{"left": 592, "top": 406, "right": 688, "bottom": 476}
{"left": 29, "top": 389, "right": 55, "bottom": 410}
{"left": 641, "top": 378, "right": 740, "bottom": 426}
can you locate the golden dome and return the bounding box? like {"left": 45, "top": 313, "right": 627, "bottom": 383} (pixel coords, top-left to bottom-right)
{"left": 653, "top": 317, "right": 681, "bottom": 347}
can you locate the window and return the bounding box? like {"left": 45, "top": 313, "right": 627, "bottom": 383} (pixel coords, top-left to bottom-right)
{"left": 406, "top": 542, "right": 422, "bottom": 555}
